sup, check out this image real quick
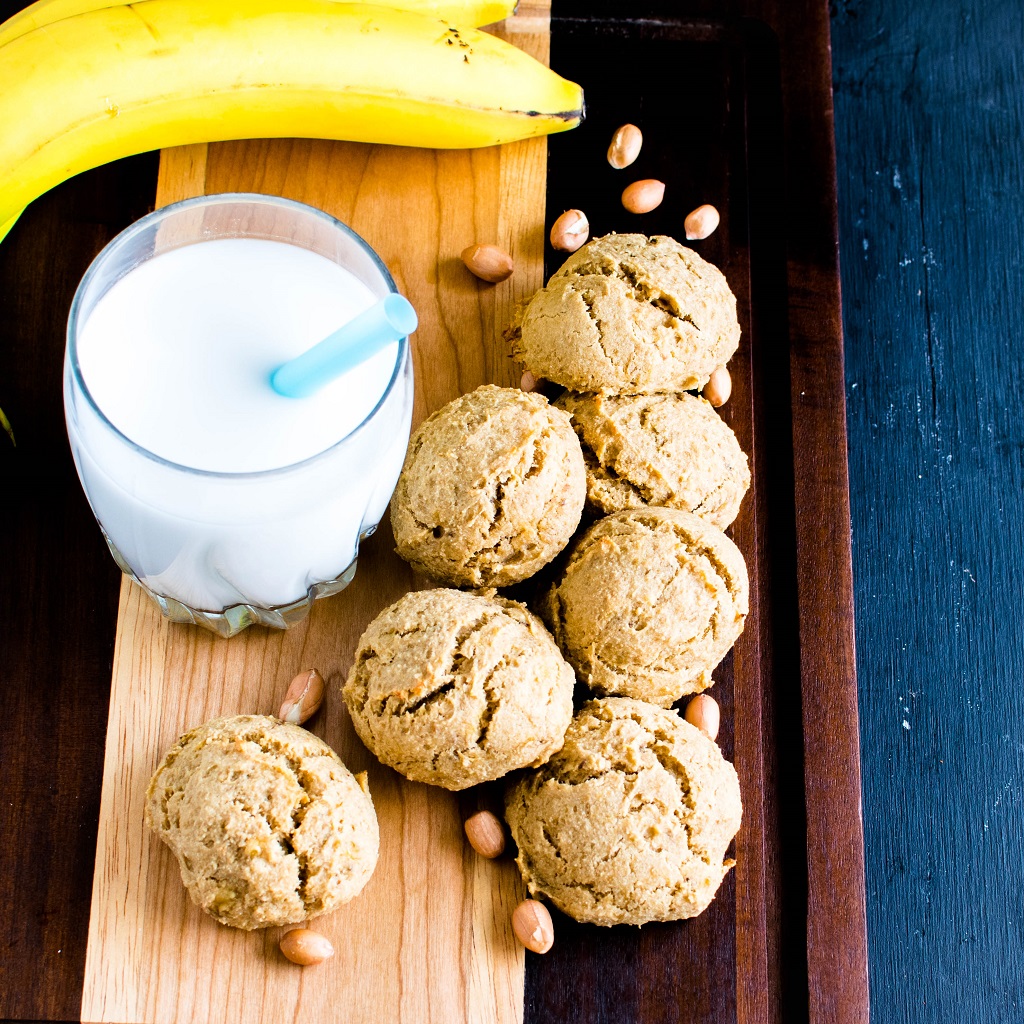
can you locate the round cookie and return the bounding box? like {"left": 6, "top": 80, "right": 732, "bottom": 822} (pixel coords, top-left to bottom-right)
{"left": 144, "top": 715, "right": 378, "bottom": 930}
{"left": 390, "top": 385, "right": 586, "bottom": 588}
{"left": 343, "top": 588, "right": 575, "bottom": 790}
{"left": 505, "top": 697, "right": 742, "bottom": 926}
{"left": 539, "top": 507, "right": 748, "bottom": 706}
{"left": 555, "top": 391, "right": 750, "bottom": 528}
{"left": 506, "top": 234, "right": 740, "bottom": 394}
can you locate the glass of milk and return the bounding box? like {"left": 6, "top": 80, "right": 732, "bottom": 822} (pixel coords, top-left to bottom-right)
{"left": 64, "top": 193, "right": 414, "bottom": 637}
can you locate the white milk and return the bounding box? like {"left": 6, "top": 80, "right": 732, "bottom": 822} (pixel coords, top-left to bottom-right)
{"left": 65, "top": 236, "right": 413, "bottom": 619}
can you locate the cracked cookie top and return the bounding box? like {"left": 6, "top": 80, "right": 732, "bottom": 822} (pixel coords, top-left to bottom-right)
{"left": 539, "top": 508, "right": 749, "bottom": 706}
{"left": 506, "top": 233, "right": 740, "bottom": 394}
{"left": 505, "top": 697, "right": 742, "bottom": 926}
{"left": 144, "top": 715, "right": 379, "bottom": 930}
{"left": 555, "top": 391, "right": 750, "bottom": 528}
{"left": 343, "top": 589, "right": 575, "bottom": 791}
{"left": 390, "top": 385, "right": 586, "bottom": 588}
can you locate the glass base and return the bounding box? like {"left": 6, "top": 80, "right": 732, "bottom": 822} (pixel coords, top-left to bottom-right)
{"left": 103, "top": 534, "right": 359, "bottom": 638}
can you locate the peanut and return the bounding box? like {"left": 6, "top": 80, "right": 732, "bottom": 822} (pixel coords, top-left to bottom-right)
{"left": 607, "top": 123, "right": 643, "bottom": 169}
{"left": 512, "top": 899, "right": 554, "bottom": 954}
{"left": 464, "top": 809, "right": 506, "bottom": 859}
{"left": 520, "top": 370, "right": 540, "bottom": 392}
{"left": 280, "top": 928, "right": 334, "bottom": 966}
{"left": 279, "top": 668, "right": 325, "bottom": 726}
{"left": 702, "top": 365, "right": 732, "bottom": 408}
{"left": 549, "top": 209, "right": 590, "bottom": 252}
{"left": 621, "top": 179, "right": 665, "bottom": 214}
{"left": 684, "top": 203, "right": 720, "bottom": 240}
{"left": 461, "top": 243, "right": 514, "bottom": 283}
{"left": 684, "top": 693, "right": 721, "bottom": 741}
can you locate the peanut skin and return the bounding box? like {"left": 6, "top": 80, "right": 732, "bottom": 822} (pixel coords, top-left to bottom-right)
{"left": 702, "top": 366, "right": 732, "bottom": 408}
{"left": 280, "top": 928, "right": 334, "bottom": 966}
{"left": 464, "top": 809, "right": 506, "bottom": 859}
{"left": 461, "top": 243, "right": 514, "bottom": 283}
{"left": 621, "top": 179, "right": 665, "bottom": 214}
{"left": 607, "top": 123, "right": 643, "bottom": 169}
{"left": 512, "top": 899, "right": 554, "bottom": 954}
{"left": 279, "top": 668, "right": 325, "bottom": 725}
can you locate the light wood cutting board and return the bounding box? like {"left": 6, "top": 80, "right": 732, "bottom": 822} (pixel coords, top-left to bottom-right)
{"left": 80, "top": 8, "right": 550, "bottom": 1022}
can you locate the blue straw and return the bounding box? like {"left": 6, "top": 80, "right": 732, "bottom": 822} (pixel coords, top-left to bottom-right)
{"left": 270, "top": 293, "right": 417, "bottom": 399}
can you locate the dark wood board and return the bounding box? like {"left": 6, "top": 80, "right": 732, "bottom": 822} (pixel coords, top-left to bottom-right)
{"left": 831, "top": 1, "right": 1024, "bottom": 1021}
{"left": 0, "top": 2, "right": 865, "bottom": 1022}
{"left": 0, "top": 148, "right": 158, "bottom": 1023}
{"left": 531, "top": 15, "right": 781, "bottom": 1024}
{"left": 528, "top": 5, "right": 866, "bottom": 1023}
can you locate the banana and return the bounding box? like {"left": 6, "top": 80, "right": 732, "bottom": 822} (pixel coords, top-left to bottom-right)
{"left": 0, "top": 213, "right": 18, "bottom": 246}
{"left": 0, "top": 0, "right": 518, "bottom": 48}
{"left": 0, "top": 0, "right": 516, "bottom": 244}
{"left": 0, "top": 0, "right": 582, "bottom": 236}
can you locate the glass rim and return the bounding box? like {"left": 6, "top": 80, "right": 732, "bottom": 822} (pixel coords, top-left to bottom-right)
{"left": 66, "top": 191, "right": 410, "bottom": 480}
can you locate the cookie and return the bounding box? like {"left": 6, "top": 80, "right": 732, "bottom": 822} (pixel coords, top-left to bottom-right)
{"left": 144, "top": 715, "right": 379, "bottom": 930}
{"left": 540, "top": 507, "right": 748, "bottom": 706}
{"left": 555, "top": 391, "right": 750, "bottom": 528}
{"left": 506, "top": 234, "right": 740, "bottom": 394}
{"left": 343, "top": 588, "right": 575, "bottom": 791}
{"left": 390, "top": 385, "right": 586, "bottom": 588}
{"left": 505, "top": 697, "right": 742, "bottom": 926}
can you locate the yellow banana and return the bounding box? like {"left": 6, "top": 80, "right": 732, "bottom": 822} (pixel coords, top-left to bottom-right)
{"left": 0, "top": 0, "right": 521, "bottom": 240}
{"left": 0, "top": 0, "right": 518, "bottom": 48}
{"left": 0, "top": 0, "right": 582, "bottom": 234}
{"left": 0, "top": 212, "right": 18, "bottom": 245}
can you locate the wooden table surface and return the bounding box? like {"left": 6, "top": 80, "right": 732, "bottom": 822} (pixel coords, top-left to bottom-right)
{"left": 0, "top": 0, "right": 1019, "bottom": 1022}
{"left": 831, "top": 1, "right": 1024, "bottom": 1021}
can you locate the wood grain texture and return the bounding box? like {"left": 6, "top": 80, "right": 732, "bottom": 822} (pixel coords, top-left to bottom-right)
{"left": 743, "top": 2, "right": 870, "bottom": 1021}
{"left": 526, "top": 18, "right": 749, "bottom": 1023}
{"left": 647, "top": 4, "right": 871, "bottom": 1021}
{"left": 831, "top": 2, "right": 1024, "bottom": 1021}
{"left": 524, "top": 12, "right": 801, "bottom": 1024}
{"left": 0, "top": 2, "right": 870, "bottom": 1022}
{"left": 0, "top": 148, "right": 157, "bottom": 1023}
{"left": 530, "top": 5, "right": 866, "bottom": 1023}
{"left": 80, "top": 8, "right": 550, "bottom": 1022}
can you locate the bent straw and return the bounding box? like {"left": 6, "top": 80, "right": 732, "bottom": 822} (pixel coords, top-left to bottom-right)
{"left": 270, "top": 293, "right": 416, "bottom": 399}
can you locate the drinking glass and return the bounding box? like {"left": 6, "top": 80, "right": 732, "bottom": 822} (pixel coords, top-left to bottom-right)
{"left": 64, "top": 193, "right": 414, "bottom": 637}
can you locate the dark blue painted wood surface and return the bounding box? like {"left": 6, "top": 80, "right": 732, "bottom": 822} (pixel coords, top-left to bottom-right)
{"left": 831, "top": 2, "right": 1024, "bottom": 1020}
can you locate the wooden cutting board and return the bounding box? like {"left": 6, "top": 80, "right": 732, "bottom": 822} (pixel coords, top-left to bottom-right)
{"left": 79, "top": 8, "right": 550, "bottom": 1023}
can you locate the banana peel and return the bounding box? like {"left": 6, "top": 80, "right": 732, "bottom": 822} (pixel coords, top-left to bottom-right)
{"left": 0, "top": 0, "right": 519, "bottom": 45}
{"left": 0, "top": 1, "right": 583, "bottom": 234}
{"left": 0, "top": 210, "right": 21, "bottom": 246}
